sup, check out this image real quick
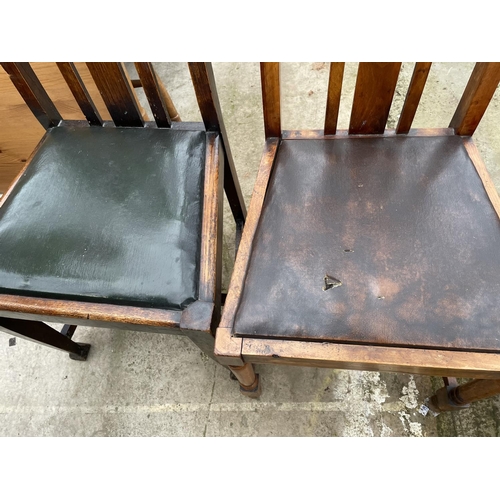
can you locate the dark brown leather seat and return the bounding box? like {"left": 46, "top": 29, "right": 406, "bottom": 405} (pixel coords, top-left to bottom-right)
{"left": 0, "top": 125, "right": 205, "bottom": 310}
{"left": 234, "top": 135, "right": 500, "bottom": 352}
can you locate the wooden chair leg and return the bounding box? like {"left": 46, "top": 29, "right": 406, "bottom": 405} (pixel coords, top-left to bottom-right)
{"left": 0, "top": 317, "right": 90, "bottom": 361}
{"left": 228, "top": 362, "right": 262, "bottom": 399}
{"left": 428, "top": 377, "right": 500, "bottom": 413}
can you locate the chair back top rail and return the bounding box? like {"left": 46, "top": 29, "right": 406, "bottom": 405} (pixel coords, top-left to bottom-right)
{"left": 260, "top": 62, "right": 500, "bottom": 138}
{"left": 1, "top": 62, "right": 226, "bottom": 133}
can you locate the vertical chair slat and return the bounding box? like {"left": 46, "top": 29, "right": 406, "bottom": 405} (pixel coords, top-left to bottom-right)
{"left": 349, "top": 62, "right": 401, "bottom": 134}
{"left": 56, "top": 62, "right": 103, "bottom": 126}
{"left": 188, "top": 62, "right": 219, "bottom": 130}
{"left": 134, "top": 63, "right": 172, "bottom": 128}
{"left": 396, "top": 62, "right": 432, "bottom": 134}
{"left": 188, "top": 62, "right": 247, "bottom": 223}
{"left": 324, "top": 63, "right": 345, "bottom": 135}
{"left": 86, "top": 63, "right": 144, "bottom": 127}
{"left": 260, "top": 63, "right": 281, "bottom": 139}
{"left": 450, "top": 62, "right": 500, "bottom": 136}
{"left": 1, "top": 62, "right": 62, "bottom": 129}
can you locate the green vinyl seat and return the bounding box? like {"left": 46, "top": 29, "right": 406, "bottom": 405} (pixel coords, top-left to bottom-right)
{"left": 0, "top": 125, "right": 206, "bottom": 310}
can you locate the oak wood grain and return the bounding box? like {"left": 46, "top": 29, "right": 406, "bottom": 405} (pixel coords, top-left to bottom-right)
{"left": 1, "top": 63, "right": 62, "bottom": 129}
{"left": 396, "top": 62, "right": 432, "bottom": 134}
{"left": 86, "top": 63, "right": 144, "bottom": 127}
{"left": 215, "top": 139, "right": 279, "bottom": 364}
{"left": 56, "top": 62, "right": 103, "bottom": 126}
{"left": 188, "top": 62, "right": 247, "bottom": 223}
{"left": 450, "top": 62, "right": 500, "bottom": 136}
{"left": 0, "top": 63, "right": 111, "bottom": 193}
{"left": 324, "top": 63, "right": 345, "bottom": 135}
{"left": 134, "top": 62, "right": 171, "bottom": 127}
{"left": 282, "top": 128, "right": 455, "bottom": 139}
{"left": 349, "top": 62, "right": 401, "bottom": 134}
{"left": 242, "top": 338, "right": 500, "bottom": 379}
{"left": 260, "top": 63, "right": 281, "bottom": 139}
{"left": 464, "top": 137, "right": 500, "bottom": 220}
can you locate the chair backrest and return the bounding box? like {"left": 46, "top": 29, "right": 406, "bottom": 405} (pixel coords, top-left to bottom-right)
{"left": 0, "top": 62, "right": 226, "bottom": 132}
{"left": 260, "top": 62, "right": 500, "bottom": 138}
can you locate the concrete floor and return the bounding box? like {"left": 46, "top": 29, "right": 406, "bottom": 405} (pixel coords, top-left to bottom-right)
{"left": 1, "top": 62, "right": 500, "bottom": 436}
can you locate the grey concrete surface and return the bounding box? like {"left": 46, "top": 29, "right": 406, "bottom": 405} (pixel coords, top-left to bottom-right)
{"left": 1, "top": 62, "right": 500, "bottom": 436}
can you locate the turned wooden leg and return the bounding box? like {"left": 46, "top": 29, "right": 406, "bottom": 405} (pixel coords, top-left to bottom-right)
{"left": 428, "top": 377, "right": 500, "bottom": 413}
{"left": 0, "top": 317, "right": 90, "bottom": 361}
{"left": 229, "top": 362, "right": 262, "bottom": 399}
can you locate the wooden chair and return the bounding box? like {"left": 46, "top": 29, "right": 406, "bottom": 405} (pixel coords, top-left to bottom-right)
{"left": 215, "top": 62, "right": 500, "bottom": 412}
{"left": 0, "top": 62, "right": 261, "bottom": 397}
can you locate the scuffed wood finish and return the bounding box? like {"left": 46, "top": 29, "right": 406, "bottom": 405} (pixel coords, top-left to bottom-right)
{"left": 215, "top": 139, "right": 279, "bottom": 365}
{"left": 464, "top": 138, "right": 500, "bottom": 221}
{"left": 260, "top": 63, "right": 281, "bottom": 139}
{"left": 86, "top": 63, "right": 144, "bottom": 127}
{"left": 56, "top": 62, "right": 103, "bottom": 126}
{"left": 447, "top": 379, "right": 500, "bottom": 404}
{"left": 198, "top": 133, "right": 222, "bottom": 303}
{"left": 134, "top": 62, "right": 171, "bottom": 127}
{"left": 241, "top": 339, "right": 500, "bottom": 379}
{"left": 214, "top": 327, "right": 244, "bottom": 366}
{"left": 282, "top": 128, "right": 455, "bottom": 140}
{"left": 324, "top": 63, "right": 345, "bottom": 135}
{"left": 188, "top": 62, "right": 247, "bottom": 224}
{"left": 1, "top": 63, "right": 62, "bottom": 129}
{"left": 188, "top": 62, "right": 219, "bottom": 130}
{"left": 218, "top": 139, "right": 279, "bottom": 329}
{"left": 349, "top": 62, "right": 401, "bottom": 134}
{"left": 450, "top": 62, "right": 500, "bottom": 136}
{"left": 0, "top": 294, "right": 181, "bottom": 330}
{"left": 396, "top": 62, "right": 432, "bottom": 134}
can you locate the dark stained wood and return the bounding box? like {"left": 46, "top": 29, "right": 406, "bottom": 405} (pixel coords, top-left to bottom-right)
{"left": 0, "top": 294, "right": 180, "bottom": 330}
{"left": 241, "top": 338, "right": 500, "bottom": 379}
{"left": 156, "top": 78, "right": 180, "bottom": 122}
{"left": 0, "top": 317, "right": 89, "bottom": 359}
{"left": 215, "top": 139, "right": 279, "bottom": 366}
{"left": 134, "top": 62, "right": 172, "bottom": 127}
{"left": 429, "top": 377, "right": 500, "bottom": 412}
{"left": 56, "top": 62, "right": 103, "bottom": 126}
{"left": 198, "top": 133, "right": 223, "bottom": 303}
{"left": 86, "top": 63, "right": 144, "bottom": 127}
{"left": 396, "top": 62, "right": 432, "bottom": 134}
{"left": 349, "top": 62, "right": 402, "bottom": 134}
{"left": 450, "top": 379, "right": 500, "bottom": 404}
{"left": 450, "top": 62, "right": 500, "bottom": 136}
{"left": 188, "top": 62, "right": 247, "bottom": 224}
{"left": 282, "top": 128, "right": 455, "bottom": 140}
{"left": 260, "top": 63, "right": 281, "bottom": 139}
{"left": 188, "top": 62, "right": 219, "bottom": 130}
{"left": 217, "top": 139, "right": 279, "bottom": 330}
{"left": 1, "top": 63, "right": 62, "bottom": 129}
{"left": 324, "top": 63, "right": 345, "bottom": 135}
